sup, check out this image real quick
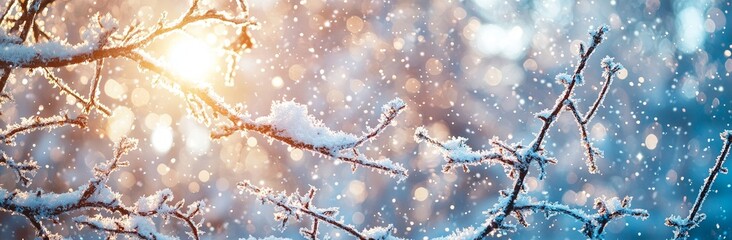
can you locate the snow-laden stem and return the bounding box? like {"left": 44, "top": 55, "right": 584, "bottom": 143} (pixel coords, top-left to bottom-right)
{"left": 125, "top": 50, "right": 408, "bottom": 180}
{"left": 666, "top": 130, "right": 732, "bottom": 240}
{"left": 238, "top": 181, "right": 369, "bottom": 240}
{"left": 0, "top": 0, "right": 57, "bottom": 92}
{"left": 0, "top": 137, "right": 204, "bottom": 240}
{"left": 0, "top": 0, "right": 253, "bottom": 69}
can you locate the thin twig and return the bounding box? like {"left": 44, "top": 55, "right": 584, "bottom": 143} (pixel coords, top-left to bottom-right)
{"left": 666, "top": 130, "right": 732, "bottom": 239}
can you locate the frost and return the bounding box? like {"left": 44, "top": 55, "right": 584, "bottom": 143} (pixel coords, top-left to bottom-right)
{"left": 0, "top": 13, "right": 117, "bottom": 66}
{"left": 666, "top": 130, "right": 732, "bottom": 239}
{"left": 239, "top": 181, "right": 383, "bottom": 239}
{"left": 534, "top": 108, "right": 553, "bottom": 121}
{"left": 0, "top": 138, "right": 203, "bottom": 239}
{"left": 416, "top": 25, "right": 644, "bottom": 239}
{"left": 589, "top": 25, "right": 610, "bottom": 37}
{"left": 555, "top": 73, "right": 572, "bottom": 85}
{"left": 0, "top": 151, "right": 38, "bottom": 187}
{"left": 414, "top": 127, "right": 516, "bottom": 173}
{"left": 433, "top": 227, "right": 480, "bottom": 240}
{"left": 600, "top": 56, "right": 624, "bottom": 74}
{"left": 75, "top": 215, "right": 178, "bottom": 240}
{"left": 362, "top": 225, "right": 403, "bottom": 240}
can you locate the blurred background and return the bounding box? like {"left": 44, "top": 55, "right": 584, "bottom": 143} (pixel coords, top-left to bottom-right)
{"left": 1, "top": 0, "right": 731, "bottom": 239}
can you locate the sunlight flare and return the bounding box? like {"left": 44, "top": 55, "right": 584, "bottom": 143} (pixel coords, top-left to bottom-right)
{"left": 165, "top": 36, "right": 216, "bottom": 83}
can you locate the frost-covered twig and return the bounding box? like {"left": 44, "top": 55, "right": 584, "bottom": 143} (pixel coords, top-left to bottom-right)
{"left": 666, "top": 130, "right": 732, "bottom": 240}
{"left": 0, "top": 137, "right": 204, "bottom": 240}
{"left": 41, "top": 66, "right": 111, "bottom": 116}
{"left": 415, "top": 127, "right": 518, "bottom": 173}
{"left": 238, "top": 181, "right": 400, "bottom": 240}
{"left": 416, "top": 25, "right": 645, "bottom": 238}
{"left": 0, "top": 150, "right": 38, "bottom": 187}
{"left": 0, "top": 113, "right": 87, "bottom": 145}
{"left": 439, "top": 196, "right": 647, "bottom": 240}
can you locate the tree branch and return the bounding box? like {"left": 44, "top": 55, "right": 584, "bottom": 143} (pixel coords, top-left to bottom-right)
{"left": 0, "top": 137, "right": 204, "bottom": 240}
{"left": 416, "top": 25, "right": 646, "bottom": 239}
{"left": 666, "top": 130, "right": 732, "bottom": 239}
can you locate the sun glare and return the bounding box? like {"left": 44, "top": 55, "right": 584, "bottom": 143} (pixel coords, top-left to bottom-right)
{"left": 166, "top": 37, "right": 216, "bottom": 83}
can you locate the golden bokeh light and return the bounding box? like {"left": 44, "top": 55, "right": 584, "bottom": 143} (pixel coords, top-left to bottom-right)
{"left": 165, "top": 36, "right": 216, "bottom": 83}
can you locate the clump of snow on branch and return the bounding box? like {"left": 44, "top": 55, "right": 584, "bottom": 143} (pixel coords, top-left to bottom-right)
{"left": 362, "top": 225, "right": 402, "bottom": 240}
{"left": 600, "top": 56, "right": 624, "bottom": 74}
{"left": 255, "top": 100, "right": 359, "bottom": 151}
{"left": 0, "top": 13, "right": 117, "bottom": 66}
{"left": 208, "top": 98, "right": 408, "bottom": 180}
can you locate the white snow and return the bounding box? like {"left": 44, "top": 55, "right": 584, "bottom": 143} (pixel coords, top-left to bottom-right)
{"left": 0, "top": 13, "right": 118, "bottom": 66}
{"left": 255, "top": 100, "right": 359, "bottom": 152}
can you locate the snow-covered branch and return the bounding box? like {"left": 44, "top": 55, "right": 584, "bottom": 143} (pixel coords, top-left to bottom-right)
{"left": 414, "top": 127, "right": 518, "bottom": 173}
{"left": 0, "top": 137, "right": 204, "bottom": 240}
{"left": 438, "top": 196, "right": 647, "bottom": 240}
{"left": 0, "top": 0, "right": 253, "bottom": 70}
{"left": 3, "top": 0, "right": 407, "bottom": 181}
{"left": 416, "top": 25, "right": 647, "bottom": 238}
{"left": 238, "top": 181, "right": 401, "bottom": 240}
{"left": 666, "top": 130, "right": 732, "bottom": 239}
{"left": 125, "top": 51, "right": 408, "bottom": 180}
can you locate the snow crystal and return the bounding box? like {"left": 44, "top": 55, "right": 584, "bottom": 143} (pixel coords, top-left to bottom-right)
{"left": 555, "top": 73, "right": 584, "bottom": 86}
{"left": 721, "top": 130, "right": 732, "bottom": 140}
{"left": 555, "top": 73, "right": 572, "bottom": 85}
{"left": 600, "top": 56, "right": 623, "bottom": 71}
{"left": 384, "top": 98, "right": 406, "bottom": 112}
{"left": 135, "top": 189, "right": 174, "bottom": 213}
{"left": 589, "top": 25, "right": 609, "bottom": 37}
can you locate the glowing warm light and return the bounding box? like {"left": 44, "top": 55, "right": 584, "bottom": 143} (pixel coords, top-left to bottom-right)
{"left": 165, "top": 37, "right": 216, "bottom": 82}
{"left": 645, "top": 133, "right": 658, "bottom": 150}
{"left": 414, "top": 187, "right": 429, "bottom": 201}
{"left": 151, "top": 126, "right": 174, "bottom": 154}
